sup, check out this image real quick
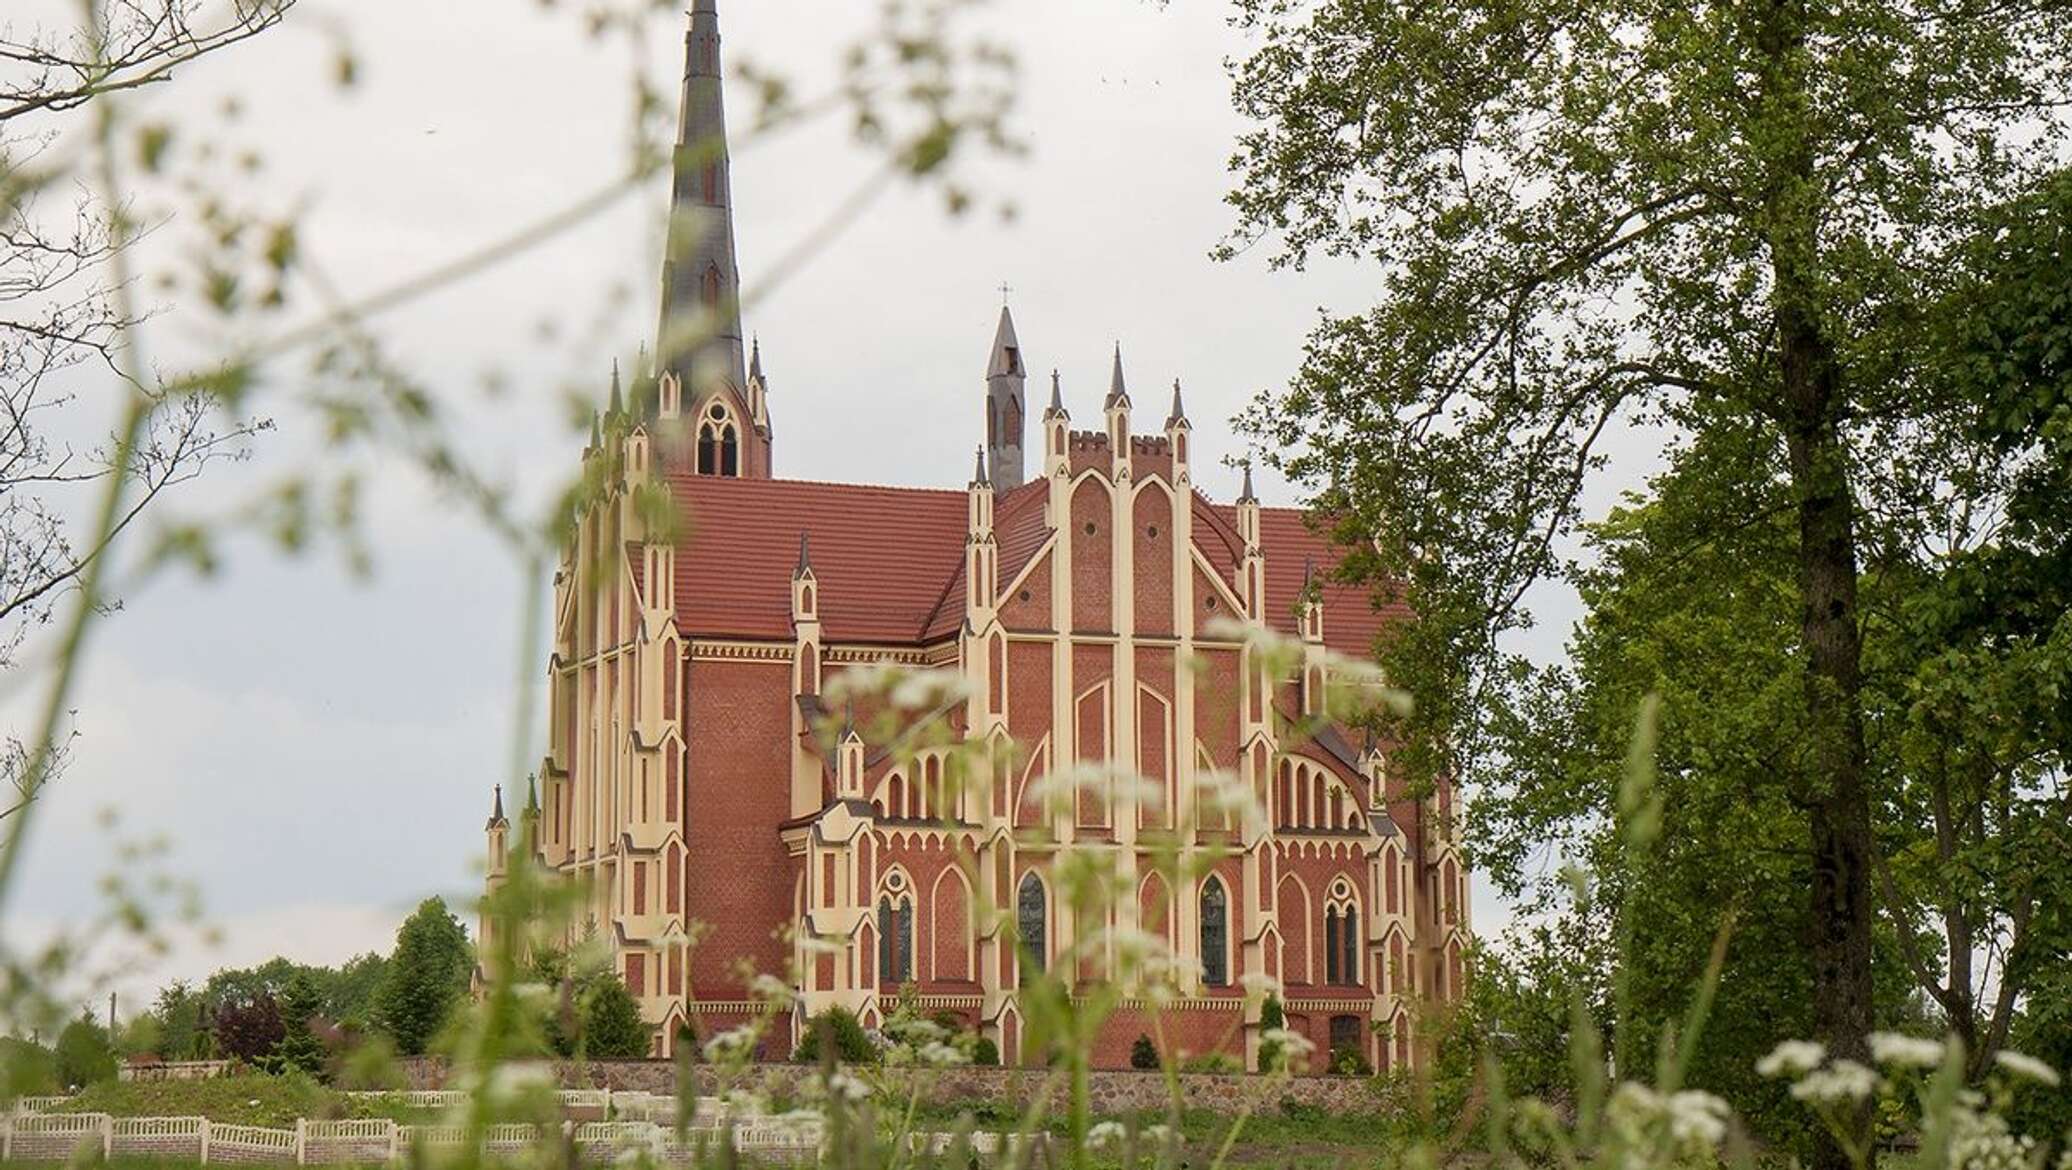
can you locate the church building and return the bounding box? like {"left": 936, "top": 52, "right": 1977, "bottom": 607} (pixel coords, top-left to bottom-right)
{"left": 482, "top": 0, "right": 1468, "bottom": 1072}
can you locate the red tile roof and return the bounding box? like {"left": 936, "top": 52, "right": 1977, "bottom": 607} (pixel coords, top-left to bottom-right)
{"left": 666, "top": 473, "right": 968, "bottom": 643}
{"left": 664, "top": 472, "right": 1403, "bottom": 658}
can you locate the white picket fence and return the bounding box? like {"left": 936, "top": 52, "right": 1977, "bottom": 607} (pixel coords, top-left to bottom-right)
{"left": 0, "top": 1109, "right": 828, "bottom": 1164}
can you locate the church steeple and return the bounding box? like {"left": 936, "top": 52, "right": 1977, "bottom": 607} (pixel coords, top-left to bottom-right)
{"left": 984, "top": 304, "right": 1027, "bottom": 490}
{"left": 657, "top": 0, "right": 769, "bottom": 477}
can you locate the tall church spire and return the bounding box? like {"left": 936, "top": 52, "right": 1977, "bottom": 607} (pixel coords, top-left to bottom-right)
{"left": 984, "top": 304, "right": 1027, "bottom": 490}
{"left": 658, "top": 0, "right": 769, "bottom": 476}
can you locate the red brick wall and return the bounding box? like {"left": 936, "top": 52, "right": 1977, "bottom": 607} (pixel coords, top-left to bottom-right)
{"left": 1133, "top": 487, "right": 1174, "bottom": 635}
{"left": 1070, "top": 479, "right": 1112, "bottom": 633}
{"left": 683, "top": 658, "right": 793, "bottom": 994}
{"left": 1001, "top": 551, "right": 1052, "bottom": 630}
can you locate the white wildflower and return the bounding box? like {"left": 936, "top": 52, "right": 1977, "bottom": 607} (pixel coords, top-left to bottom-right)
{"left": 1666, "top": 1091, "right": 1731, "bottom": 1147}
{"left": 702, "top": 1023, "right": 760, "bottom": 1064}
{"left": 1086, "top": 1121, "right": 1127, "bottom": 1150}
{"left": 884, "top": 1016, "right": 947, "bottom": 1045}
{"left": 484, "top": 1061, "right": 555, "bottom": 1101}
{"left": 917, "top": 1041, "right": 969, "bottom": 1068}
{"left": 1144, "top": 1125, "right": 1174, "bottom": 1145}
{"left": 796, "top": 933, "right": 843, "bottom": 956}
{"left": 749, "top": 973, "right": 797, "bottom": 1006}
{"left": 826, "top": 1071, "right": 871, "bottom": 1104}
{"left": 1239, "top": 970, "right": 1283, "bottom": 997}
{"left": 1993, "top": 1050, "right": 2061, "bottom": 1086}
{"left": 1869, "top": 1032, "right": 1947, "bottom": 1069}
{"left": 1262, "top": 1028, "right": 1316, "bottom": 1059}
{"left": 1757, "top": 1039, "right": 1827, "bottom": 1078}
{"left": 1790, "top": 1059, "right": 1879, "bottom": 1104}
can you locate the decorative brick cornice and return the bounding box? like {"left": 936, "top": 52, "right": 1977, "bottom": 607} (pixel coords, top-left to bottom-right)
{"left": 688, "top": 640, "right": 791, "bottom": 662}
{"left": 1285, "top": 997, "right": 1378, "bottom": 1013}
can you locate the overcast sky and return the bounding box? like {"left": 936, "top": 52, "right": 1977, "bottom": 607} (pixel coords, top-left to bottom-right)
{"left": 5, "top": 0, "right": 1630, "bottom": 1007}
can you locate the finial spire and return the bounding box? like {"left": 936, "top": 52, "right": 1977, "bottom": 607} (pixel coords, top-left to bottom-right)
{"left": 1167, "top": 378, "right": 1188, "bottom": 427}
{"left": 609, "top": 360, "right": 624, "bottom": 415}
{"left": 487, "top": 783, "right": 507, "bottom": 829}
{"left": 1106, "top": 343, "right": 1129, "bottom": 408}
{"left": 972, "top": 445, "right": 991, "bottom": 487}
{"left": 589, "top": 410, "right": 601, "bottom": 449}
{"left": 795, "top": 530, "right": 813, "bottom": 577}
{"left": 1048, "top": 370, "right": 1064, "bottom": 416}
{"left": 657, "top": 0, "right": 750, "bottom": 438}
{"left": 1238, "top": 460, "right": 1257, "bottom": 503}
{"left": 525, "top": 774, "right": 539, "bottom": 815}
{"left": 749, "top": 335, "right": 763, "bottom": 382}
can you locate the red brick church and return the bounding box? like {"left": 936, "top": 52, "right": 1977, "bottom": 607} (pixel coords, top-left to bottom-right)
{"left": 481, "top": 0, "right": 1468, "bottom": 1072}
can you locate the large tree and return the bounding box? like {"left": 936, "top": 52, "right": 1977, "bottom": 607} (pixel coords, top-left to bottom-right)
{"left": 372, "top": 897, "right": 471, "bottom": 1056}
{"left": 1226, "top": 0, "right": 2072, "bottom": 1161}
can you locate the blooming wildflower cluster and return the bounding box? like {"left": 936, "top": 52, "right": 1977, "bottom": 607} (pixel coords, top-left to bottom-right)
{"left": 1868, "top": 1031, "right": 1947, "bottom": 1070}
{"left": 1756, "top": 1039, "right": 1826, "bottom": 1077}
{"left": 1606, "top": 1083, "right": 1731, "bottom": 1152}
{"left": 1261, "top": 1027, "right": 1316, "bottom": 1060}
{"left": 1993, "top": 1050, "right": 2061, "bottom": 1087}
{"left": 701, "top": 1023, "right": 760, "bottom": 1065}
{"left": 1949, "top": 1105, "right": 2041, "bottom": 1170}
{"left": 1789, "top": 1059, "right": 1880, "bottom": 1104}
{"left": 1086, "top": 1121, "right": 1127, "bottom": 1150}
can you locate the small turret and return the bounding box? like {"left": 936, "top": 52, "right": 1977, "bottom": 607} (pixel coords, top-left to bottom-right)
{"left": 485, "top": 784, "right": 510, "bottom": 878}
{"left": 1105, "top": 344, "right": 1132, "bottom": 478}
{"left": 1165, "top": 378, "right": 1192, "bottom": 474}
{"left": 984, "top": 305, "right": 1028, "bottom": 490}
{"left": 792, "top": 531, "right": 821, "bottom": 697}
{"left": 1043, "top": 370, "right": 1070, "bottom": 476}
{"left": 1237, "top": 463, "right": 1265, "bottom": 621}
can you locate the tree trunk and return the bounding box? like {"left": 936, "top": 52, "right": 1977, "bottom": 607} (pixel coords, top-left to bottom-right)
{"left": 1759, "top": 0, "right": 1878, "bottom": 1163}
{"left": 1777, "top": 299, "right": 1877, "bottom": 1170}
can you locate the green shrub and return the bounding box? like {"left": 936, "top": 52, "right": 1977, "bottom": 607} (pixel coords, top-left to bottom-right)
{"left": 1258, "top": 994, "right": 1286, "bottom": 1071}
{"left": 791, "top": 1006, "right": 877, "bottom": 1065}
{"left": 1180, "top": 1051, "right": 1241, "bottom": 1074}
{"left": 972, "top": 1036, "right": 1000, "bottom": 1066}
{"left": 582, "top": 976, "right": 651, "bottom": 1060}
{"left": 1330, "top": 1044, "right": 1373, "bottom": 1076}
{"left": 1129, "top": 1033, "right": 1160, "bottom": 1070}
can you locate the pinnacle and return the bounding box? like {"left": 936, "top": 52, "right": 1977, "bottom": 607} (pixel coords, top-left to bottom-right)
{"left": 1048, "top": 370, "right": 1065, "bottom": 416}
{"left": 1106, "top": 343, "right": 1129, "bottom": 408}
{"left": 1238, "top": 461, "right": 1257, "bottom": 504}
{"left": 1167, "top": 378, "right": 1188, "bottom": 427}
{"left": 795, "top": 530, "right": 813, "bottom": 577}
{"left": 972, "top": 445, "right": 991, "bottom": 488}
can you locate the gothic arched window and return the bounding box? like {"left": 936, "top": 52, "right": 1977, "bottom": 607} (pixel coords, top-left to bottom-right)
{"left": 1200, "top": 877, "right": 1229, "bottom": 987}
{"left": 701, "top": 264, "right": 723, "bottom": 307}
{"left": 697, "top": 401, "right": 739, "bottom": 477}
{"left": 878, "top": 878, "right": 914, "bottom": 985}
{"left": 1017, "top": 872, "right": 1047, "bottom": 980}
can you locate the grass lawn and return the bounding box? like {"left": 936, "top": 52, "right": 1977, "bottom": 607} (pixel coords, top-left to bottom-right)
{"left": 50, "top": 1073, "right": 434, "bottom": 1127}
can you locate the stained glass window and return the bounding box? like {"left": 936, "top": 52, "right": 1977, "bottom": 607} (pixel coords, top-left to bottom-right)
{"left": 1200, "top": 878, "right": 1229, "bottom": 987}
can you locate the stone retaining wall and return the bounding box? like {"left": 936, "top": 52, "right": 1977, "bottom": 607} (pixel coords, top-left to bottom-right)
{"left": 398, "top": 1057, "right": 1390, "bottom": 1116}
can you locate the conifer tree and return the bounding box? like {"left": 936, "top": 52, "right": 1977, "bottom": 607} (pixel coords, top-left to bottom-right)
{"left": 373, "top": 898, "right": 472, "bottom": 1056}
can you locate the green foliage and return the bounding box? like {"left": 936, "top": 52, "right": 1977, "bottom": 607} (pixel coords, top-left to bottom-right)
{"left": 972, "top": 1035, "right": 999, "bottom": 1067}
{"left": 1179, "top": 1052, "right": 1240, "bottom": 1074}
{"left": 372, "top": 897, "right": 471, "bottom": 1056}
{"left": 580, "top": 975, "right": 649, "bottom": 1061}
{"left": 1257, "top": 994, "right": 1285, "bottom": 1071}
{"left": 54, "top": 1009, "right": 118, "bottom": 1088}
{"left": 1329, "top": 1044, "right": 1372, "bottom": 1077}
{"left": 791, "top": 1006, "right": 877, "bottom": 1065}
{"left": 0, "top": 1035, "right": 59, "bottom": 1097}
{"left": 1228, "top": 0, "right": 2072, "bottom": 1157}
{"left": 1129, "top": 1033, "right": 1160, "bottom": 1070}
{"left": 151, "top": 981, "right": 205, "bottom": 1060}
{"left": 273, "top": 971, "right": 328, "bottom": 1077}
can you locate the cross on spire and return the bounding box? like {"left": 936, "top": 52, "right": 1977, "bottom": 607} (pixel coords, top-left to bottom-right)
{"left": 998, "top": 281, "right": 1013, "bottom": 305}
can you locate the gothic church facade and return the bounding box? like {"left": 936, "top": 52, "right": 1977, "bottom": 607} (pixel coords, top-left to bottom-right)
{"left": 482, "top": 0, "right": 1468, "bottom": 1072}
